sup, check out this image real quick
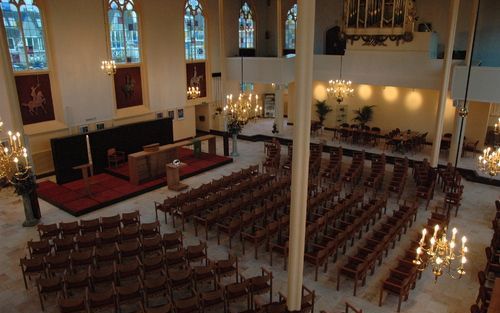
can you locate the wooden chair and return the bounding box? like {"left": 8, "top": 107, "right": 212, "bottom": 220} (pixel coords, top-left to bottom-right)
{"left": 80, "top": 218, "right": 100, "bottom": 235}
{"left": 59, "top": 221, "right": 80, "bottom": 238}
{"left": 199, "top": 284, "right": 226, "bottom": 313}
{"left": 58, "top": 294, "right": 87, "bottom": 313}
{"left": 45, "top": 252, "right": 71, "bottom": 277}
{"left": 54, "top": 236, "right": 75, "bottom": 253}
{"left": 95, "top": 245, "right": 119, "bottom": 266}
{"left": 140, "top": 254, "right": 166, "bottom": 279}
{"left": 379, "top": 269, "right": 412, "bottom": 312}
{"left": 121, "top": 224, "right": 141, "bottom": 242}
{"left": 241, "top": 225, "right": 268, "bottom": 260}
{"left": 186, "top": 241, "right": 208, "bottom": 265}
{"left": 165, "top": 249, "right": 187, "bottom": 269}
{"left": 462, "top": 140, "right": 479, "bottom": 157}
{"left": 174, "top": 292, "right": 201, "bottom": 313}
{"left": 142, "top": 234, "right": 163, "bottom": 257}
{"left": 139, "top": 302, "right": 173, "bottom": 313}
{"left": 107, "top": 148, "right": 126, "bottom": 168}
{"left": 163, "top": 231, "right": 183, "bottom": 251}
{"left": 86, "top": 286, "right": 117, "bottom": 313}
{"left": 75, "top": 232, "right": 98, "bottom": 251}
{"left": 213, "top": 254, "right": 239, "bottom": 283}
{"left": 141, "top": 221, "right": 161, "bottom": 238}
{"left": 37, "top": 276, "right": 63, "bottom": 311}
{"left": 116, "top": 259, "right": 142, "bottom": 284}
{"left": 37, "top": 223, "right": 60, "bottom": 240}
{"left": 217, "top": 216, "right": 242, "bottom": 249}
{"left": 20, "top": 255, "right": 45, "bottom": 289}
{"left": 98, "top": 228, "right": 121, "bottom": 246}
{"left": 89, "top": 263, "right": 116, "bottom": 289}
{"left": 116, "top": 277, "right": 144, "bottom": 312}
{"left": 193, "top": 263, "right": 217, "bottom": 292}
{"left": 167, "top": 267, "right": 194, "bottom": 299}
{"left": 28, "top": 239, "right": 51, "bottom": 257}
{"left": 117, "top": 238, "right": 142, "bottom": 262}
{"left": 243, "top": 267, "right": 273, "bottom": 310}
{"left": 63, "top": 269, "right": 89, "bottom": 295}
{"left": 121, "top": 210, "right": 140, "bottom": 226}
{"left": 101, "top": 215, "right": 121, "bottom": 230}
{"left": 224, "top": 280, "right": 250, "bottom": 313}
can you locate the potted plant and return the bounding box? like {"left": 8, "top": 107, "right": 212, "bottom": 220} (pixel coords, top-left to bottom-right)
{"left": 315, "top": 100, "right": 332, "bottom": 127}
{"left": 353, "top": 105, "right": 375, "bottom": 128}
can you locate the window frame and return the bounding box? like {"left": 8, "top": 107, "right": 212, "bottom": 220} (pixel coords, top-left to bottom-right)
{"left": 0, "top": 0, "right": 50, "bottom": 72}
{"left": 105, "top": 0, "right": 141, "bottom": 64}
{"left": 284, "top": 3, "right": 297, "bottom": 53}
{"left": 184, "top": 0, "right": 207, "bottom": 62}
{"left": 238, "top": 1, "right": 255, "bottom": 50}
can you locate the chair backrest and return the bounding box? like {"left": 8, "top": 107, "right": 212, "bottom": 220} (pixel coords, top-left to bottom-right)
{"left": 107, "top": 148, "right": 116, "bottom": 156}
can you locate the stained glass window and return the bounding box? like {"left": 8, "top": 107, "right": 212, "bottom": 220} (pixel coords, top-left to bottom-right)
{"left": 107, "top": 0, "right": 140, "bottom": 63}
{"left": 0, "top": 0, "right": 48, "bottom": 71}
{"left": 285, "top": 3, "right": 297, "bottom": 50}
{"left": 239, "top": 2, "right": 254, "bottom": 49}
{"left": 184, "top": 0, "right": 206, "bottom": 61}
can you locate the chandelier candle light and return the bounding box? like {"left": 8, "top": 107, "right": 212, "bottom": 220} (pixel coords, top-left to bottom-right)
{"left": 478, "top": 146, "right": 500, "bottom": 177}
{"left": 223, "top": 92, "right": 261, "bottom": 157}
{"left": 101, "top": 60, "right": 117, "bottom": 75}
{"left": 327, "top": 56, "right": 354, "bottom": 104}
{"left": 187, "top": 86, "right": 201, "bottom": 99}
{"left": 413, "top": 225, "right": 468, "bottom": 281}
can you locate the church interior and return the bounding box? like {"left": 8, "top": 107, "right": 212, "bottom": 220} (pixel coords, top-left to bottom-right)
{"left": 0, "top": 0, "right": 499, "bottom": 312}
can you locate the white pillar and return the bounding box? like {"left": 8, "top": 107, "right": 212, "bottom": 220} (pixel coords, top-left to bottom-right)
{"left": 274, "top": 84, "right": 284, "bottom": 133}
{"left": 287, "top": 0, "right": 315, "bottom": 311}
{"left": 430, "top": 0, "right": 461, "bottom": 167}
{"left": 447, "top": 0, "right": 480, "bottom": 166}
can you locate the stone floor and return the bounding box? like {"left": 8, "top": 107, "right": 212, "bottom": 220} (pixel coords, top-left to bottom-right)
{"left": 0, "top": 136, "right": 498, "bottom": 313}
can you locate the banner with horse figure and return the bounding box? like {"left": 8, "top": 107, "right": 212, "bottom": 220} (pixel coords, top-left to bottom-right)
{"left": 186, "top": 61, "right": 207, "bottom": 99}
{"left": 114, "top": 66, "right": 143, "bottom": 109}
{"left": 15, "top": 74, "right": 55, "bottom": 125}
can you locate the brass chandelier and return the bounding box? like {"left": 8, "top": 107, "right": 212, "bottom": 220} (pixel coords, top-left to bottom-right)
{"left": 101, "top": 60, "right": 117, "bottom": 76}
{"left": 0, "top": 121, "right": 31, "bottom": 183}
{"left": 478, "top": 146, "right": 500, "bottom": 177}
{"left": 224, "top": 92, "right": 261, "bottom": 131}
{"left": 413, "top": 225, "right": 468, "bottom": 281}
{"left": 327, "top": 56, "right": 354, "bottom": 104}
{"left": 187, "top": 86, "right": 201, "bottom": 100}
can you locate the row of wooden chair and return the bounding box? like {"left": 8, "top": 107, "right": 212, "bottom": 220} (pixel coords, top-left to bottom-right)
{"left": 52, "top": 263, "right": 274, "bottom": 313}
{"left": 387, "top": 157, "right": 409, "bottom": 200}
{"left": 321, "top": 146, "right": 343, "bottom": 183}
{"left": 379, "top": 205, "right": 448, "bottom": 312}
{"left": 363, "top": 154, "right": 386, "bottom": 194}
{"left": 169, "top": 173, "right": 277, "bottom": 230}
{"left": 155, "top": 165, "right": 261, "bottom": 224}
{"left": 263, "top": 139, "right": 281, "bottom": 173}
{"left": 36, "top": 211, "right": 142, "bottom": 240}
{"left": 342, "top": 151, "right": 365, "bottom": 190}
{"left": 337, "top": 199, "right": 417, "bottom": 296}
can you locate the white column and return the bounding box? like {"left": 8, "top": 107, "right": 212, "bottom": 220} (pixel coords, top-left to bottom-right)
{"left": 447, "top": 0, "right": 479, "bottom": 166}
{"left": 274, "top": 84, "right": 284, "bottom": 133}
{"left": 287, "top": 0, "right": 315, "bottom": 311}
{"left": 276, "top": 0, "right": 283, "bottom": 58}
{"left": 430, "top": 0, "right": 461, "bottom": 167}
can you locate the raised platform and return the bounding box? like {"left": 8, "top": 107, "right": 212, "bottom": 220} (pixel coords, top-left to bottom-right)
{"left": 38, "top": 148, "right": 232, "bottom": 216}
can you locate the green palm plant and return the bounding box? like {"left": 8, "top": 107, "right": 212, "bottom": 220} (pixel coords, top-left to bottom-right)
{"left": 315, "top": 100, "right": 332, "bottom": 126}
{"left": 353, "top": 105, "right": 375, "bottom": 127}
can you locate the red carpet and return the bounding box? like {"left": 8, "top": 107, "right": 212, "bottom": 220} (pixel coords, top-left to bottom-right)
{"left": 38, "top": 148, "right": 232, "bottom": 216}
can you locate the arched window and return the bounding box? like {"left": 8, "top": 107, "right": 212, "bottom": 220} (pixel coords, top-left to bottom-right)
{"left": 0, "top": 0, "right": 48, "bottom": 71}
{"left": 107, "top": 0, "right": 140, "bottom": 63}
{"left": 239, "top": 2, "right": 254, "bottom": 49}
{"left": 284, "top": 3, "right": 297, "bottom": 51}
{"left": 184, "top": 0, "right": 206, "bottom": 61}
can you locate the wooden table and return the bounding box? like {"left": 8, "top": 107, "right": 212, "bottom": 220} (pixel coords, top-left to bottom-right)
{"left": 488, "top": 278, "right": 500, "bottom": 313}
{"left": 166, "top": 163, "right": 188, "bottom": 191}
{"left": 128, "top": 135, "right": 217, "bottom": 185}
{"left": 72, "top": 163, "right": 93, "bottom": 196}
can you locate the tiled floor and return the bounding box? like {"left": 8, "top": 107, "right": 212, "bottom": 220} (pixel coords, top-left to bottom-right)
{"left": 0, "top": 135, "right": 498, "bottom": 313}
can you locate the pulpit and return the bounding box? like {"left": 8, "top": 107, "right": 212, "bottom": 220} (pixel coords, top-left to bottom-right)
{"left": 166, "top": 163, "right": 188, "bottom": 191}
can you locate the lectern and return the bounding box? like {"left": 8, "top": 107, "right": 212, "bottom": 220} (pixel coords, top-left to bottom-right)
{"left": 166, "top": 163, "right": 188, "bottom": 191}
{"left": 72, "top": 163, "right": 93, "bottom": 196}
